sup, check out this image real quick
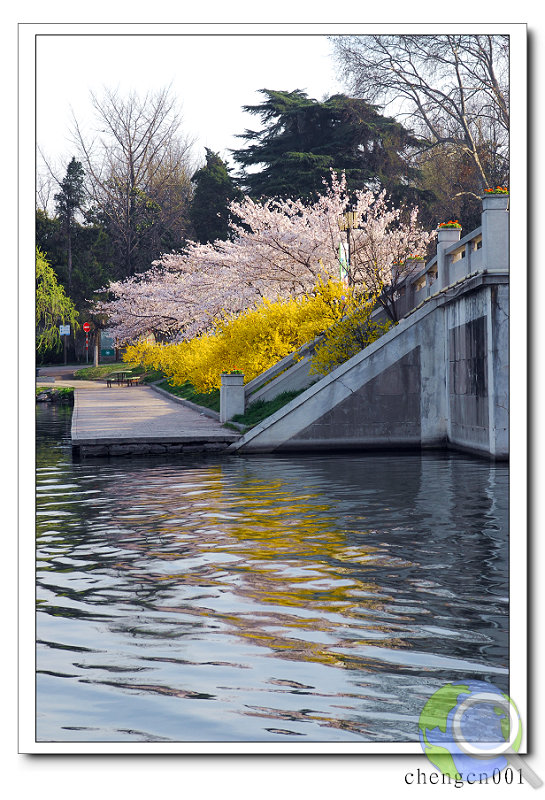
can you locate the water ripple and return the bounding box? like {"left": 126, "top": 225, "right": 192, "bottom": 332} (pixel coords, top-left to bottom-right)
{"left": 36, "top": 404, "right": 509, "bottom": 743}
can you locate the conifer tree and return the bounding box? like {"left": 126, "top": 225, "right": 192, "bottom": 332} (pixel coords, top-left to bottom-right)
{"left": 54, "top": 157, "right": 86, "bottom": 295}
{"left": 231, "top": 89, "right": 426, "bottom": 203}
{"left": 189, "top": 149, "right": 242, "bottom": 242}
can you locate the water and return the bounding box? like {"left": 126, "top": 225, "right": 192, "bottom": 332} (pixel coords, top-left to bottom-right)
{"left": 36, "top": 404, "right": 509, "bottom": 743}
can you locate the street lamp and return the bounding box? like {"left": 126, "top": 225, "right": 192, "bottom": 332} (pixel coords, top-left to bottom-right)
{"left": 338, "top": 210, "right": 359, "bottom": 284}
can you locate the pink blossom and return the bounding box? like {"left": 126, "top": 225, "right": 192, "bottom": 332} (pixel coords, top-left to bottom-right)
{"left": 94, "top": 172, "right": 435, "bottom": 343}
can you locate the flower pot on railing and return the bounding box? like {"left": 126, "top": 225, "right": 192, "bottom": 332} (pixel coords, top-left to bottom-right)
{"left": 482, "top": 193, "right": 510, "bottom": 212}
{"left": 220, "top": 372, "right": 245, "bottom": 422}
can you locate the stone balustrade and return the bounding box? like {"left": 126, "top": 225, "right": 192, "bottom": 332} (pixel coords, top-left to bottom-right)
{"left": 381, "top": 192, "right": 509, "bottom": 322}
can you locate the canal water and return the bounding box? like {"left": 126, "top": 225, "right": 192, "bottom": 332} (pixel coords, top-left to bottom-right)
{"left": 36, "top": 404, "right": 509, "bottom": 744}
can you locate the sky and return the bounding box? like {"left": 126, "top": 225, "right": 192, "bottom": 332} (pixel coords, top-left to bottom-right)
{"left": 36, "top": 33, "right": 344, "bottom": 184}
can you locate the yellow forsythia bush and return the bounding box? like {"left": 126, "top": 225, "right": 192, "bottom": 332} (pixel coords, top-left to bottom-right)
{"left": 309, "top": 295, "right": 392, "bottom": 376}
{"left": 124, "top": 279, "right": 352, "bottom": 393}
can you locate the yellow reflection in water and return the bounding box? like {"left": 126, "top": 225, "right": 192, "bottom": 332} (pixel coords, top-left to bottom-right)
{"left": 41, "top": 460, "right": 415, "bottom": 674}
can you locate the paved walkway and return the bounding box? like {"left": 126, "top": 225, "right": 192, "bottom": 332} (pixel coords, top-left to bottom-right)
{"left": 38, "top": 366, "right": 240, "bottom": 456}
{"left": 37, "top": 364, "right": 81, "bottom": 380}
{"left": 71, "top": 382, "right": 238, "bottom": 447}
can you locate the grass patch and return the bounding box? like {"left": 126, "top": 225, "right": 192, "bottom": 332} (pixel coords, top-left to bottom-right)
{"left": 231, "top": 389, "right": 306, "bottom": 430}
{"left": 222, "top": 421, "right": 243, "bottom": 432}
{"left": 73, "top": 362, "right": 131, "bottom": 380}
{"left": 73, "top": 362, "right": 164, "bottom": 383}
{"left": 158, "top": 380, "right": 220, "bottom": 412}
{"left": 138, "top": 368, "right": 165, "bottom": 384}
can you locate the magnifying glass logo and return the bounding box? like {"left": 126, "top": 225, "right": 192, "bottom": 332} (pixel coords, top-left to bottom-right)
{"left": 419, "top": 680, "right": 542, "bottom": 788}
{"left": 451, "top": 691, "right": 541, "bottom": 788}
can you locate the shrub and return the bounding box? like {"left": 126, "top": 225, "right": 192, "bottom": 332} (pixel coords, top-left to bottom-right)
{"left": 124, "top": 279, "right": 351, "bottom": 393}
{"left": 309, "top": 295, "right": 392, "bottom": 376}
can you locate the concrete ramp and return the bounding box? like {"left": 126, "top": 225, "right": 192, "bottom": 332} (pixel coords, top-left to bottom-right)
{"left": 231, "top": 272, "right": 508, "bottom": 459}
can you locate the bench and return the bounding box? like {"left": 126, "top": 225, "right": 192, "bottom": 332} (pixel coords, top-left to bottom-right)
{"left": 106, "top": 372, "right": 143, "bottom": 387}
{"left": 107, "top": 372, "right": 128, "bottom": 387}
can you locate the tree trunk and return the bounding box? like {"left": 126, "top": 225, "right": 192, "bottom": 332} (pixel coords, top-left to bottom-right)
{"left": 67, "top": 222, "right": 73, "bottom": 296}
{"left": 94, "top": 330, "right": 100, "bottom": 367}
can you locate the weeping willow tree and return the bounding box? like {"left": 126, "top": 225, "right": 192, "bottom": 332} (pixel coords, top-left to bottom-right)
{"left": 36, "top": 247, "right": 79, "bottom": 354}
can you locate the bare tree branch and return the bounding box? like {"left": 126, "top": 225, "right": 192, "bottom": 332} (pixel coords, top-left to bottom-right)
{"left": 70, "top": 86, "right": 196, "bottom": 276}
{"left": 331, "top": 33, "right": 509, "bottom": 190}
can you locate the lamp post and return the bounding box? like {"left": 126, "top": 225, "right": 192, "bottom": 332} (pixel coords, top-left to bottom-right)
{"left": 338, "top": 210, "right": 359, "bottom": 285}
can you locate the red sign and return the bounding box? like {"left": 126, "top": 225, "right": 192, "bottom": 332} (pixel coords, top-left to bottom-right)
{"left": 83, "top": 322, "right": 91, "bottom": 332}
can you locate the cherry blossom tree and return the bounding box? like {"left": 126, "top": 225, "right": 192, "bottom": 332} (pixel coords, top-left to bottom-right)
{"left": 94, "top": 172, "right": 435, "bottom": 342}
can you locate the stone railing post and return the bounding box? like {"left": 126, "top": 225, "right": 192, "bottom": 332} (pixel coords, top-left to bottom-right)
{"left": 436, "top": 227, "right": 461, "bottom": 290}
{"left": 481, "top": 193, "right": 509, "bottom": 271}
{"left": 220, "top": 372, "right": 245, "bottom": 422}
{"left": 406, "top": 258, "right": 426, "bottom": 307}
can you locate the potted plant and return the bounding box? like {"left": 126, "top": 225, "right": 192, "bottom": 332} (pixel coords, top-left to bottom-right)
{"left": 437, "top": 220, "right": 462, "bottom": 229}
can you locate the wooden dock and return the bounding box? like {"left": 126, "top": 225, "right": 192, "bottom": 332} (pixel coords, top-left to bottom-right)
{"left": 70, "top": 381, "right": 240, "bottom": 457}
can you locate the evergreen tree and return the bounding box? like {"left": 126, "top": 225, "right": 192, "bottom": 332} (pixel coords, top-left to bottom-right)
{"left": 189, "top": 149, "right": 242, "bottom": 242}
{"left": 231, "top": 90, "right": 428, "bottom": 203}
{"left": 54, "top": 157, "right": 86, "bottom": 295}
{"left": 36, "top": 209, "right": 64, "bottom": 267}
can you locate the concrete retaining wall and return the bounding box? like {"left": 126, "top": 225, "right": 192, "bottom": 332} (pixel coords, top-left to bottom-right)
{"left": 73, "top": 440, "right": 231, "bottom": 458}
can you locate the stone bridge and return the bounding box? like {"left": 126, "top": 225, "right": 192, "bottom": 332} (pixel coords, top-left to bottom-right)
{"left": 229, "top": 194, "right": 509, "bottom": 459}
